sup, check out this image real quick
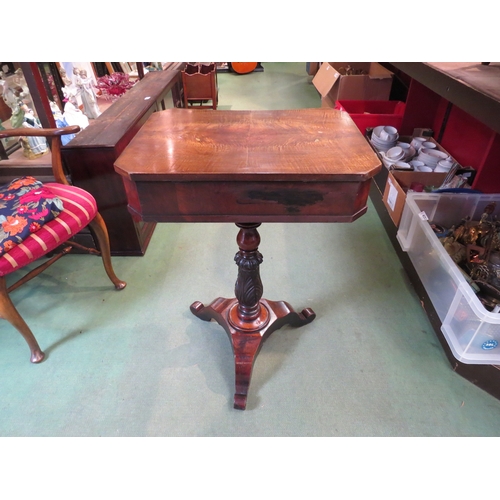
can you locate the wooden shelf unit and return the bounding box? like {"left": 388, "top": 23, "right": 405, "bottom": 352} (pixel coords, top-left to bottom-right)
{"left": 385, "top": 62, "right": 500, "bottom": 193}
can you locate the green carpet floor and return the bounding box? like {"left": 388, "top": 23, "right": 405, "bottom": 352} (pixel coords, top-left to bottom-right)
{"left": 2, "top": 64, "right": 500, "bottom": 439}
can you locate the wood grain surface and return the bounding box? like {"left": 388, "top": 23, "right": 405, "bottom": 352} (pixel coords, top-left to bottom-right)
{"left": 114, "top": 108, "right": 381, "bottom": 182}
{"left": 114, "top": 108, "right": 382, "bottom": 223}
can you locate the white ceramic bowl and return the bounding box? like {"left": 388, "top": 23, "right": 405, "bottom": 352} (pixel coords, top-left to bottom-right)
{"left": 379, "top": 126, "right": 398, "bottom": 142}
{"left": 371, "top": 139, "right": 395, "bottom": 153}
{"left": 397, "top": 142, "right": 414, "bottom": 153}
{"left": 398, "top": 143, "right": 417, "bottom": 160}
{"left": 386, "top": 146, "right": 405, "bottom": 161}
{"left": 372, "top": 137, "right": 397, "bottom": 148}
{"left": 417, "top": 148, "right": 448, "bottom": 166}
{"left": 416, "top": 156, "right": 438, "bottom": 167}
{"left": 372, "top": 135, "right": 397, "bottom": 146}
{"left": 415, "top": 165, "right": 434, "bottom": 172}
{"left": 420, "top": 141, "right": 436, "bottom": 151}
{"left": 424, "top": 148, "right": 448, "bottom": 160}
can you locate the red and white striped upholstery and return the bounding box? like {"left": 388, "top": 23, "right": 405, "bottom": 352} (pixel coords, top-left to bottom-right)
{"left": 0, "top": 183, "right": 98, "bottom": 277}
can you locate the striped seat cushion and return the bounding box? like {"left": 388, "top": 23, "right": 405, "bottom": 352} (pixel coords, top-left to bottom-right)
{"left": 0, "top": 183, "right": 98, "bottom": 277}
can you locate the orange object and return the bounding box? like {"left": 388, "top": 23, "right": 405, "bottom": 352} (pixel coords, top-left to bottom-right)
{"left": 231, "top": 62, "right": 258, "bottom": 74}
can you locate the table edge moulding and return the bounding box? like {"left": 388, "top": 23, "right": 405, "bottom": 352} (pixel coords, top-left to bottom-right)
{"left": 115, "top": 107, "right": 381, "bottom": 410}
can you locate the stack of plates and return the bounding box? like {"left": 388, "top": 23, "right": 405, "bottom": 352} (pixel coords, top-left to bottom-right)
{"left": 435, "top": 159, "right": 455, "bottom": 173}
{"left": 416, "top": 148, "right": 449, "bottom": 169}
{"left": 370, "top": 126, "right": 399, "bottom": 152}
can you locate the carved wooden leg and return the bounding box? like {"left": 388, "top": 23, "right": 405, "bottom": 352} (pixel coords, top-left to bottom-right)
{"left": 191, "top": 223, "right": 316, "bottom": 410}
{"left": 0, "top": 277, "right": 45, "bottom": 363}
{"left": 88, "top": 213, "right": 127, "bottom": 290}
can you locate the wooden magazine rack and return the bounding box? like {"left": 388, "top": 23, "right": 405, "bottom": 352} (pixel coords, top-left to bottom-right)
{"left": 182, "top": 63, "right": 218, "bottom": 109}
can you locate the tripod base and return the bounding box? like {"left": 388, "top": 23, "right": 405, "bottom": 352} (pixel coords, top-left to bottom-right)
{"left": 190, "top": 298, "right": 315, "bottom": 410}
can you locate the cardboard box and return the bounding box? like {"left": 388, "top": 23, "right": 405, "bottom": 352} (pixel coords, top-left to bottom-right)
{"left": 383, "top": 170, "right": 447, "bottom": 226}
{"left": 379, "top": 133, "right": 476, "bottom": 226}
{"left": 313, "top": 63, "right": 393, "bottom": 107}
{"left": 369, "top": 134, "right": 461, "bottom": 171}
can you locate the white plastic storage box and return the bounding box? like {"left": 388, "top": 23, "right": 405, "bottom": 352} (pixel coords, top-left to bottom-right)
{"left": 397, "top": 192, "right": 500, "bottom": 365}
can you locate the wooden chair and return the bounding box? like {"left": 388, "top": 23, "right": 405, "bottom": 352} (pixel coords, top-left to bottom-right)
{"left": 0, "top": 125, "right": 126, "bottom": 363}
{"left": 182, "top": 63, "right": 218, "bottom": 109}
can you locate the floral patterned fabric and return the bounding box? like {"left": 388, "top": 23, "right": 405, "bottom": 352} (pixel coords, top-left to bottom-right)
{"left": 0, "top": 176, "right": 63, "bottom": 256}
{"left": 0, "top": 183, "right": 98, "bottom": 277}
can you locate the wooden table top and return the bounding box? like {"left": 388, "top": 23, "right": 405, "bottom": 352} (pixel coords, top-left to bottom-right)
{"left": 114, "top": 108, "right": 381, "bottom": 182}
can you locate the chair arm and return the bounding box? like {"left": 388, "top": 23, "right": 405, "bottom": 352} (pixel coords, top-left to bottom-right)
{"left": 0, "top": 125, "right": 81, "bottom": 186}
{"left": 0, "top": 125, "right": 81, "bottom": 140}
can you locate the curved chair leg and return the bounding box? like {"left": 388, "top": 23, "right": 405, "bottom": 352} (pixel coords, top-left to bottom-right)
{"left": 88, "top": 213, "right": 127, "bottom": 290}
{"left": 0, "top": 277, "right": 45, "bottom": 363}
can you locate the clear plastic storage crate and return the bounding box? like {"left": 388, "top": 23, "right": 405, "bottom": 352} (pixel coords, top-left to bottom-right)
{"left": 397, "top": 192, "right": 500, "bottom": 364}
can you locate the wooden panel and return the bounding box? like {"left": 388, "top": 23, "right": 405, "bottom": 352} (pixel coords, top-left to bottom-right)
{"left": 63, "top": 144, "right": 156, "bottom": 256}
{"left": 390, "top": 62, "right": 500, "bottom": 136}
{"left": 399, "top": 79, "right": 442, "bottom": 136}
{"left": 125, "top": 178, "right": 372, "bottom": 223}
{"left": 440, "top": 106, "right": 497, "bottom": 171}
{"left": 62, "top": 69, "right": 183, "bottom": 255}
{"left": 67, "top": 70, "right": 181, "bottom": 148}
{"left": 472, "top": 134, "right": 500, "bottom": 193}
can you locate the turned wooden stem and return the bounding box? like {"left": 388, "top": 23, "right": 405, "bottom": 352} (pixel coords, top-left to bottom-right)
{"left": 234, "top": 223, "right": 263, "bottom": 322}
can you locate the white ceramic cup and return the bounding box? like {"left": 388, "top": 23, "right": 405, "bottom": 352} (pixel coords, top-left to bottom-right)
{"left": 379, "top": 126, "right": 398, "bottom": 142}
{"left": 397, "top": 142, "right": 415, "bottom": 160}
{"left": 411, "top": 137, "right": 427, "bottom": 150}
{"left": 415, "top": 165, "right": 433, "bottom": 172}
